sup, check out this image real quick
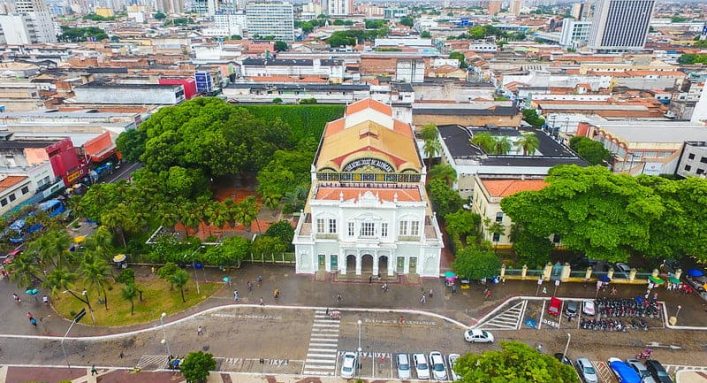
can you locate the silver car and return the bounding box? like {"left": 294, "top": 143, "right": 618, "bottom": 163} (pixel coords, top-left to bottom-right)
{"left": 396, "top": 353, "right": 411, "bottom": 380}
{"left": 448, "top": 354, "right": 460, "bottom": 381}
{"left": 627, "top": 359, "right": 657, "bottom": 383}
{"left": 576, "top": 358, "right": 598, "bottom": 383}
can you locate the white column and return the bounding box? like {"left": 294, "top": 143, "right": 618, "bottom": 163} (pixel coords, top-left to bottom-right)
{"left": 388, "top": 255, "right": 395, "bottom": 276}
{"left": 355, "top": 252, "right": 362, "bottom": 275}
{"left": 325, "top": 254, "right": 331, "bottom": 272}
{"left": 372, "top": 253, "right": 379, "bottom": 276}
{"left": 341, "top": 254, "right": 347, "bottom": 274}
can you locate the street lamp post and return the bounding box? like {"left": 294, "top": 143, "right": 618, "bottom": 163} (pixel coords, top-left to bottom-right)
{"left": 160, "top": 312, "right": 171, "bottom": 355}
{"left": 561, "top": 333, "right": 571, "bottom": 361}
{"left": 553, "top": 280, "right": 560, "bottom": 296}
{"left": 535, "top": 278, "right": 543, "bottom": 296}
{"left": 357, "top": 319, "right": 362, "bottom": 371}
{"left": 189, "top": 246, "right": 205, "bottom": 295}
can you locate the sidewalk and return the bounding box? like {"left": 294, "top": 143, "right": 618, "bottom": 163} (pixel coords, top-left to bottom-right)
{"left": 1, "top": 263, "right": 705, "bottom": 338}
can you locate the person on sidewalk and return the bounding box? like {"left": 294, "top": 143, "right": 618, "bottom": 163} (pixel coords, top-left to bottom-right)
{"left": 428, "top": 289, "right": 434, "bottom": 299}
{"left": 273, "top": 289, "right": 280, "bottom": 300}
{"left": 42, "top": 295, "right": 49, "bottom": 305}
{"left": 197, "top": 326, "right": 203, "bottom": 336}
{"left": 30, "top": 317, "right": 37, "bottom": 327}
{"left": 336, "top": 294, "right": 343, "bottom": 304}
{"left": 257, "top": 275, "right": 263, "bottom": 286}
{"left": 91, "top": 365, "right": 98, "bottom": 376}
{"left": 247, "top": 281, "right": 253, "bottom": 292}
{"left": 259, "top": 297, "right": 264, "bottom": 306}
{"left": 233, "top": 290, "right": 240, "bottom": 302}
{"left": 420, "top": 293, "right": 426, "bottom": 304}
{"left": 369, "top": 275, "right": 373, "bottom": 284}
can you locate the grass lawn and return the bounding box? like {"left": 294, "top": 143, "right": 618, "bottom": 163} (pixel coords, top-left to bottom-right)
{"left": 52, "top": 277, "right": 221, "bottom": 327}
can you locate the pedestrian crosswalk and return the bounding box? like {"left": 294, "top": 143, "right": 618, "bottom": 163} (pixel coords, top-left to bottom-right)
{"left": 302, "top": 309, "right": 340, "bottom": 376}
{"left": 476, "top": 301, "right": 526, "bottom": 330}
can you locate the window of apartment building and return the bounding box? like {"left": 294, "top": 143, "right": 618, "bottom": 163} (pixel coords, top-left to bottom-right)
{"left": 697, "top": 168, "right": 705, "bottom": 175}
{"left": 21, "top": 186, "right": 29, "bottom": 195}
{"left": 701, "top": 157, "right": 707, "bottom": 164}
{"left": 492, "top": 232, "right": 501, "bottom": 242}
{"left": 328, "top": 219, "right": 337, "bottom": 234}
{"left": 381, "top": 223, "right": 388, "bottom": 237}
{"left": 8, "top": 193, "right": 16, "bottom": 202}
{"left": 688, "top": 153, "right": 695, "bottom": 160}
{"left": 495, "top": 212, "right": 504, "bottom": 223}
{"left": 348, "top": 222, "right": 355, "bottom": 236}
{"left": 360, "top": 222, "right": 375, "bottom": 237}
{"left": 317, "top": 218, "right": 325, "bottom": 233}
{"left": 0, "top": 198, "right": 6, "bottom": 207}
{"left": 410, "top": 221, "right": 420, "bottom": 237}
{"left": 399, "top": 220, "right": 408, "bottom": 236}
{"left": 685, "top": 165, "right": 692, "bottom": 172}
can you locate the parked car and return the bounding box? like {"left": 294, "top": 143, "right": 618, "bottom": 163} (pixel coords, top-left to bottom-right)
{"left": 340, "top": 352, "right": 357, "bottom": 378}
{"left": 626, "top": 359, "right": 657, "bottom": 383}
{"left": 645, "top": 360, "right": 673, "bottom": 383}
{"left": 576, "top": 358, "right": 599, "bottom": 383}
{"left": 582, "top": 300, "right": 595, "bottom": 316}
{"left": 608, "top": 358, "right": 641, "bottom": 383}
{"left": 554, "top": 353, "right": 572, "bottom": 365}
{"left": 565, "top": 301, "right": 579, "bottom": 318}
{"left": 685, "top": 275, "right": 707, "bottom": 293}
{"left": 464, "top": 329, "right": 494, "bottom": 343}
{"left": 448, "top": 354, "right": 460, "bottom": 381}
{"left": 396, "top": 353, "right": 411, "bottom": 380}
{"left": 429, "top": 352, "right": 447, "bottom": 381}
{"left": 413, "top": 353, "right": 430, "bottom": 380}
{"left": 613, "top": 263, "right": 631, "bottom": 279}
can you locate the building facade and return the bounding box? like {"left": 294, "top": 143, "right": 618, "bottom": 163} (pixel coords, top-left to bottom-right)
{"left": 73, "top": 83, "right": 185, "bottom": 104}
{"left": 245, "top": 1, "right": 294, "bottom": 41}
{"left": 12, "top": 0, "right": 56, "bottom": 43}
{"left": 293, "top": 98, "right": 443, "bottom": 277}
{"left": 676, "top": 141, "right": 707, "bottom": 178}
{"left": 588, "top": 0, "right": 655, "bottom": 52}
{"left": 560, "top": 19, "right": 591, "bottom": 49}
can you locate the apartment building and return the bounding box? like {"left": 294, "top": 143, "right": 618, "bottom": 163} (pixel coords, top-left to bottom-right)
{"left": 245, "top": 1, "right": 294, "bottom": 41}
{"left": 588, "top": 0, "right": 655, "bottom": 52}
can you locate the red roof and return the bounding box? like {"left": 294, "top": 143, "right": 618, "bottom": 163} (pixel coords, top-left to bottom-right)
{"left": 481, "top": 179, "right": 547, "bottom": 198}
{"left": 315, "top": 187, "right": 421, "bottom": 202}
{"left": 0, "top": 175, "right": 28, "bottom": 192}
{"left": 345, "top": 98, "right": 392, "bottom": 116}
{"left": 83, "top": 132, "right": 115, "bottom": 163}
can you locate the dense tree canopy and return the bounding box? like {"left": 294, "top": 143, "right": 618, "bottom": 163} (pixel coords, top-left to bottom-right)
{"left": 449, "top": 51, "right": 468, "bottom": 68}
{"left": 455, "top": 342, "right": 579, "bottom": 383}
{"left": 180, "top": 351, "right": 216, "bottom": 383}
{"left": 452, "top": 243, "right": 500, "bottom": 280}
{"left": 678, "top": 53, "right": 707, "bottom": 65}
{"left": 501, "top": 165, "right": 707, "bottom": 263}
{"left": 569, "top": 137, "right": 611, "bottom": 166}
{"left": 58, "top": 26, "right": 108, "bottom": 42}
{"left": 522, "top": 109, "right": 545, "bottom": 128}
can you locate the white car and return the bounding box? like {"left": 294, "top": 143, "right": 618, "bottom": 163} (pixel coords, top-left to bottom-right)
{"left": 413, "top": 353, "right": 430, "bottom": 380}
{"left": 396, "top": 353, "right": 411, "bottom": 380}
{"left": 429, "top": 351, "right": 447, "bottom": 381}
{"left": 448, "top": 354, "right": 460, "bottom": 381}
{"left": 583, "top": 300, "right": 595, "bottom": 316}
{"left": 340, "top": 352, "right": 357, "bottom": 378}
{"left": 464, "top": 329, "right": 494, "bottom": 343}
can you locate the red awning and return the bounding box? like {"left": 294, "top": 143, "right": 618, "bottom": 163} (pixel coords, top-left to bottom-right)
{"left": 83, "top": 132, "right": 116, "bottom": 163}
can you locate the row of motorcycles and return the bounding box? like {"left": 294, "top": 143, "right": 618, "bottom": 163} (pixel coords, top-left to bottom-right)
{"left": 595, "top": 297, "right": 660, "bottom": 319}
{"left": 579, "top": 318, "right": 649, "bottom": 331}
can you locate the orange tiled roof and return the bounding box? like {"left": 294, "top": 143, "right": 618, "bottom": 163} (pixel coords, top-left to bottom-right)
{"left": 345, "top": 98, "right": 392, "bottom": 116}
{"left": 481, "top": 179, "right": 547, "bottom": 198}
{"left": 0, "top": 175, "right": 28, "bottom": 192}
{"left": 315, "top": 187, "right": 422, "bottom": 202}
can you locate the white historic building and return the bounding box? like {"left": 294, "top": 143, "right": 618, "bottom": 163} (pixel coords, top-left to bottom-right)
{"left": 293, "top": 98, "right": 443, "bottom": 277}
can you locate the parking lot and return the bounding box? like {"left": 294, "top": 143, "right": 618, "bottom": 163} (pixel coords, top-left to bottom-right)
{"left": 334, "top": 350, "right": 461, "bottom": 380}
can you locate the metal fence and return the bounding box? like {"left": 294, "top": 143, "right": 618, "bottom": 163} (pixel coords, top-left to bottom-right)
{"left": 243, "top": 252, "right": 296, "bottom": 265}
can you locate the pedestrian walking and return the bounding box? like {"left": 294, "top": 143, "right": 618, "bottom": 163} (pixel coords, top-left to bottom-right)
{"left": 542, "top": 286, "right": 547, "bottom": 295}
{"left": 119, "top": 351, "right": 124, "bottom": 359}
{"left": 42, "top": 295, "right": 49, "bottom": 305}
{"left": 273, "top": 289, "right": 280, "bottom": 300}
{"left": 336, "top": 294, "right": 343, "bottom": 304}
{"left": 611, "top": 287, "right": 617, "bottom": 296}
{"left": 247, "top": 281, "right": 253, "bottom": 292}
{"left": 369, "top": 275, "right": 373, "bottom": 284}
{"left": 428, "top": 289, "right": 434, "bottom": 299}
{"left": 381, "top": 283, "right": 388, "bottom": 292}
{"left": 26, "top": 312, "right": 33, "bottom": 320}
{"left": 653, "top": 292, "right": 658, "bottom": 302}
{"left": 197, "top": 326, "right": 203, "bottom": 336}
{"left": 399, "top": 315, "right": 405, "bottom": 325}
{"left": 151, "top": 266, "right": 155, "bottom": 274}
{"left": 420, "top": 293, "right": 426, "bottom": 304}
{"left": 451, "top": 284, "right": 457, "bottom": 294}
{"left": 233, "top": 290, "right": 240, "bottom": 302}
{"left": 325, "top": 307, "right": 329, "bottom": 316}
{"left": 257, "top": 275, "right": 263, "bottom": 286}
{"left": 484, "top": 289, "right": 492, "bottom": 300}
{"left": 259, "top": 297, "right": 264, "bottom": 306}
{"left": 91, "top": 365, "right": 98, "bottom": 376}
{"left": 12, "top": 293, "right": 20, "bottom": 303}
{"left": 30, "top": 317, "right": 37, "bottom": 327}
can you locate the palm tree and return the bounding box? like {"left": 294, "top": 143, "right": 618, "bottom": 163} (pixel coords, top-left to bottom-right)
{"left": 45, "top": 267, "right": 96, "bottom": 324}
{"left": 428, "top": 164, "right": 457, "bottom": 187}
{"left": 179, "top": 202, "right": 202, "bottom": 236}
{"left": 84, "top": 226, "right": 113, "bottom": 255}
{"left": 484, "top": 218, "right": 506, "bottom": 253}
{"left": 419, "top": 123, "right": 439, "bottom": 141}
{"left": 80, "top": 254, "right": 112, "bottom": 310}
{"left": 170, "top": 269, "right": 189, "bottom": 302}
{"left": 121, "top": 283, "right": 137, "bottom": 315}
{"left": 6, "top": 253, "right": 42, "bottom": 288}
{"left": 517, "top": 132, "right": 540, "bottom": 156}
{"left": 420, "top": 124, "right": 441, "bottom": 167}
{"left": 101, "top": 205, "right": 131, "bottom": 247}
{"left": 238, "top": 196, "right": 260, "bottom": 232}
{"left": 493, "top": 136, "right": 513, "bottom": 155}
{"left": 262, "top": 192, "right": 282, "bottom": 217}
{"left": 470, "top": 132, "right": 496, "bottom": 154}
{"left": 26, "top": 229, "right": 72, "bottom": 268}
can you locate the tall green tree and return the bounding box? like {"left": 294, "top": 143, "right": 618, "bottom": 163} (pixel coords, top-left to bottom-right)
{"left": 517, "top": 132, "right": 540, "bottom": 155}
{"left": 427, "top": 179, "right": 465, "bottom": 217}
{"left": 569, "top": 137, "right": 611, "bottom": 165}
{"left": 26, "top": 228, "right": 72, "bottom": 268}
{"left": 80, "top": 254, "right": 112, "bottom": 310}
{"left": 121, "top": 283, "right": 138, "bottom": 315}
{"left": 493, "top": 136, "right": 512, "bottom": 155}
{"left": 170, "top": 269, "right": 190, "bottom": 302}
{"left": 44, "top": 267, "right": 96, "bottom": 324}
{"left": 429, "top": 164, "right": 457, "bottom": 187}
{"left": 470, "top": 132, "right": 496, "bottom": 154}
{"left": 6, "top": 253, "right": 42, "bottom": 288}
{"left": 452, "top": 244, "right": 500, "bottom": 280}
{"left": 454, "top": 341, "right": 579, "bottom": 383}
{"left": 180, "top": 351, "right": 216, "bottom": 383}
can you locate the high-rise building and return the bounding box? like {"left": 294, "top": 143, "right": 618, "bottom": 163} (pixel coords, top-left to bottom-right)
{"left": 327, "top": 0, "right": 350, "bottom": 16}
{"left": 510, "top": 0, "right": 522, "bottom": 16}
{"left": 560, "top": 18, "right": 591, "bottom": 48}
{"left": 487, "top": 0, "right": 501, "bottom": 15}
{"left": 0, "top": 0, "right": 56, "bottom": 43}
{"left": 246, "top": 1, "right": 293, "bottom": 41}
{"left": 571, "top": 2, "right": 585, "bottom": 20}
{"left": 588, "top": 0, "right": 655, "bottom": 52}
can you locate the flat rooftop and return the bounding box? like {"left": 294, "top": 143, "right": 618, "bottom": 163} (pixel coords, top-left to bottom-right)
{"left": 593, "top": 121, "right": 707, "bottom": 143}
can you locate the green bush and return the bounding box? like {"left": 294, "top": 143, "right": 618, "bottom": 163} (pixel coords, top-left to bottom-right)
{"left": 239, "top": 104, "right": 345, "bottom": 142}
